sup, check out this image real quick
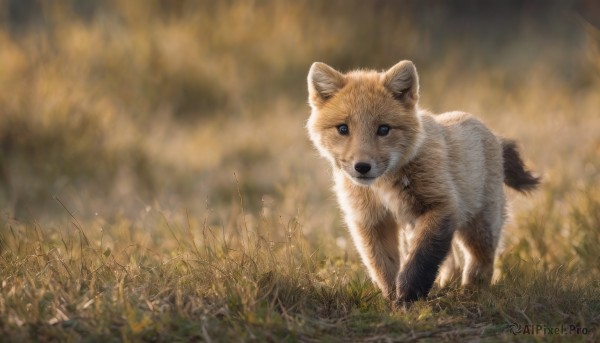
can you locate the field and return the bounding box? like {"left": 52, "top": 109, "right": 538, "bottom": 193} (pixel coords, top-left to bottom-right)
{"left": 0, "top": 1, "right": 599, "bottom": 341}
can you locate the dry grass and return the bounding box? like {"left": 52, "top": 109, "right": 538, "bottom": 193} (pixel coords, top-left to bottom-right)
{"left": 1, "top": 1, "right": 599, "bottom": 341}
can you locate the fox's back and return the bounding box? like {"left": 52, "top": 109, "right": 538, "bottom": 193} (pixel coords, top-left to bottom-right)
{"left": 428, "top": 111, "right": 504, "bottom": 221}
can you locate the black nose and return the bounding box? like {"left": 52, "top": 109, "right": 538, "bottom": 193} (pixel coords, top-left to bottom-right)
{"left": 354, "top": 162, "right": 372, "bottom": 174}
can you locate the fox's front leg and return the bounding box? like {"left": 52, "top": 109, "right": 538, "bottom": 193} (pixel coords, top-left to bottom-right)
{"left": 396, "top": 210, "right": 455, "bottom": 306}
{"left": 347, "top": 213, "right": 400, "bottom": 300}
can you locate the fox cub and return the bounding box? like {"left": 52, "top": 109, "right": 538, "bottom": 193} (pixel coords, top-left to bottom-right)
{"left": 306, "top": 60, "right": 539, "bottom": 307}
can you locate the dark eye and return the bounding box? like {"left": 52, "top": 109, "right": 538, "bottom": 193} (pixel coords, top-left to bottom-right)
{"left": 377, "top": 125, "right": 390, "bottom": 136}
{"left": 337, "top": 124, "right": 349, "bottom": 135}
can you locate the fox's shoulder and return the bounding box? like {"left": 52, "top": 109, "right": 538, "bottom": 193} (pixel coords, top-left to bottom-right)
{"left": 412, "top": 110, "right": 497, "bottom": 163}
{"left": 414, "top": 110, "right": 475, "bottom": 132}
{"left": 432, "top": 111, "right": 475, "bottom": 126}
{"left": 427, "top": 111, "right": 494, "bottom": 137}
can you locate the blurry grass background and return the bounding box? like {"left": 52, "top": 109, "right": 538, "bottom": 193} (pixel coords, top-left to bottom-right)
{"left": 0, "top": 0, "right": 599, "bottom": 341}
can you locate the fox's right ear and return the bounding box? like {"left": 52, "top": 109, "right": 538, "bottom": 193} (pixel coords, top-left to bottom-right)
{"left": 308, "top": 62, "right": 345, "bottom": 107}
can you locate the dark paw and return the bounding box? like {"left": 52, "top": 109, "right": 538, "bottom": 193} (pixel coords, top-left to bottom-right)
{"left": 396, "top": 287, "right": 421, "bottom": 304}
{"left": 392, "top": 299, "right": 412, "bottom": 312}
{"left": 393, "top": 288, "right": 420, "bottom": 311}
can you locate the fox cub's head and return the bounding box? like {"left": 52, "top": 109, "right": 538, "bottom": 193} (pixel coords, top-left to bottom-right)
{"left": 307, "top": 60, "right": 424, "bottom": 186}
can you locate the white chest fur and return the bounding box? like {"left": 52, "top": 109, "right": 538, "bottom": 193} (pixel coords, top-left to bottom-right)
{"left": 373, "top": 177, "right": 416, "bottom": 228}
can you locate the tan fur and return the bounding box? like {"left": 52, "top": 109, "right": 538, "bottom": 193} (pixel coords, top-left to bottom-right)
{"left": 306, "top": 60, "right": 537, "bottom": 305}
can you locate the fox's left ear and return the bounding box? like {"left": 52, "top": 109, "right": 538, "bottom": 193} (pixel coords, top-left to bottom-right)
{"left": 383, "top": 60, "right": 419, "bottom": 107}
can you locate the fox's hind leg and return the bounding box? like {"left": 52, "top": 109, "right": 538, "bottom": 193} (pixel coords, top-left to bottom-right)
{"left": 437, "top": 243, "right": 461, "bottom": 288}
{"left": 456, "top": 199, "right": 505, "bottom": 286}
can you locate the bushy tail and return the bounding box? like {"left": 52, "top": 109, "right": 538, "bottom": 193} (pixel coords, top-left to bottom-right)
{"left": 501, "top": 139, "right": 540, "bottom": 193}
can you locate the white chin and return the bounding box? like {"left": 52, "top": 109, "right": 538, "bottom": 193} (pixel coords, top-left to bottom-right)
{"left": 350, "top": 176, "right": 377, "bottom": 186}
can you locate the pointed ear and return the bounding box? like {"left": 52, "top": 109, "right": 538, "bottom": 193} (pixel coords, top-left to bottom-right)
{"left": 382, "top": 60, "right": 419, "bottom": 107}
{"left": 307, "top": 62, "right": 345, "bottom": 106}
